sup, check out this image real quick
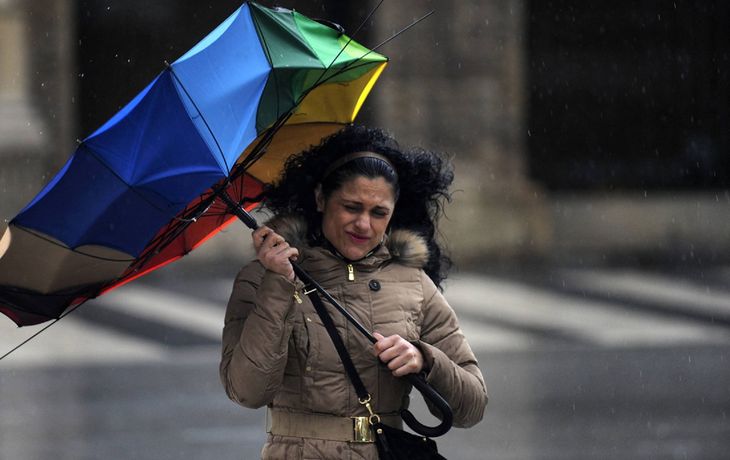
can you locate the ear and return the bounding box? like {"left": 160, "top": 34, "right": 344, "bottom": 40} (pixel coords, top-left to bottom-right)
{"left": 314, "top": 183, "right": 325, "bottom": 212}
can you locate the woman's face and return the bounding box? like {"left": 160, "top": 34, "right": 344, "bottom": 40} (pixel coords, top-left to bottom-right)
{"left": 315, "top": 175, "right": 396, "bottom": 261}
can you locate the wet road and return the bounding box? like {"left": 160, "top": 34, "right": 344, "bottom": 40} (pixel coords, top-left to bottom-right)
{"left": 2, "top": 261, "right": 730, "bottom": 459}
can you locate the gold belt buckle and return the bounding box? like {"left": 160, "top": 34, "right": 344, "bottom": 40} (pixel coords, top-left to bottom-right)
{"left": 352, "top": 416, "right": 374, "bottom": 443}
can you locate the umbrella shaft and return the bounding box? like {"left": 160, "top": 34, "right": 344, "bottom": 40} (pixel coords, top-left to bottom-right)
{"left": 291, "top": 264, "right": 376, "bottom": 343}
{"left": 218, "top": 190, "right": 259, "bottom": 230}
{"left": 218, "top": 190, "right": 376, "bottom": 343}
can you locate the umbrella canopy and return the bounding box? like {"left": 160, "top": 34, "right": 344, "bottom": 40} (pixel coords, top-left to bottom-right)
{"left": 0, "top": 2, "right": 387, "bottom": 326}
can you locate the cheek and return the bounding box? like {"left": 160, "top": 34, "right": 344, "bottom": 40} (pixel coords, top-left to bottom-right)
{"left": 321, "top": 210, "right": 346, "bottom": 238}
{"left": 374, "top": 218, "right": 391, "bottom": 236}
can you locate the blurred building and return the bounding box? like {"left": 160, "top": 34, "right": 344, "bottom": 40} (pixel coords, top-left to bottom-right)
{"left": 1, "top": 0, "right": 729, "bottom": 267}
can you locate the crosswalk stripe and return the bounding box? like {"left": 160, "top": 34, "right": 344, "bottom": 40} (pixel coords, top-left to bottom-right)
{"left": 558, "top": 268, "right": 730, "bottom": 322}
{"left": 458, "top": 321, "right": 537, "bottom": 352}
{"left": 444, "top": 275, "right": 730, "bottom": 348}
{"left": 0, "top": 315, "right": 167, "bottom": 367}
{"left": 95, "top": 284, "right": 225, "bottom": 339}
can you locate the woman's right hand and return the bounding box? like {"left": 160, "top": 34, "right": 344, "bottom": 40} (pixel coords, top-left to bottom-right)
{"left": 252, "top": 226, "right": 299, "bottom": 281}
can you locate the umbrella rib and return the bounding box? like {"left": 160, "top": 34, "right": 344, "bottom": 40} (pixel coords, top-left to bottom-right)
{"left": 249, "top": 7, "right": 284, "bottom": 129}
{"left": 129, "top": 191, "right": 218, "bottom": 271}
{"left": 166, "top": 66, "right": 231, "bottom": 175}
{"left": 309, "top": 9, "right": 434, "bottom": 92}
{"left": 293, "top": 8, "right": 432, "bottom": 105}
{"left": 0, "top": 317, "right": 63, "bottom": 360}
{"left": 361, "top": 10, "right": 435, "bottom": 59}
{"left": 0, "top": 295, "right": 93, "bottom": 361}
{"left": 79, "top": 142, "right": 200, "bottom": 223}
{"left": 308, "top": 0, "right": 386, "bottom": 91}
{"left": 12, "top": 226, "right": 135, "bottom": 262}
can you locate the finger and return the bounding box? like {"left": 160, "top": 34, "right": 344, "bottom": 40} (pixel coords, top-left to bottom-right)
{"left": 378, "top": 341, "right": 408, "bottom": 364}
{"left": 268, "top": 241, "right": 291, "bottom": 256}
{"left": 261, "top": 232, "right": 283, "bottom": 251}
{"left": 386, "top": 348, "right": 417, "bottom": 371}
{"left": 259, "top": 236, "right": 288, "bottom": 259}
{"left": 391, "top": 361, "right": 418, "bottom": 377}
{"left": 373, "top": 333, "right": 398, "bottom": 354}
{"left": 269, "top": 248, "right": 298, "bottom": 268}
{"left": 374, "top": 335, "right": 404, "bottom": 357}
{"left": 252, "top": 227, "right": 273, "bottom": 250}
{"left": 391, "top": 349, "right": 423, "bottom": 377}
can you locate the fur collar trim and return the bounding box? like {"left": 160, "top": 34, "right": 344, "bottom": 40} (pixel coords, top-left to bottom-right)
{"left": 265, "top": 214, "right": 429, "bottom": 269}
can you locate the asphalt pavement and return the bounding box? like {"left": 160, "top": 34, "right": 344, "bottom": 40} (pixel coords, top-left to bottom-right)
{"left": 1, "top": 258, "right": 730, "bottom": 459}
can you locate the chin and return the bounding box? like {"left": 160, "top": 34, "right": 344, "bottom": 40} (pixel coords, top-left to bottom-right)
{"left": 343, "top": 250, "right": 364, "bottom": 260}
{"left": 341, "top": 246, "right": 369, "bottom": 260}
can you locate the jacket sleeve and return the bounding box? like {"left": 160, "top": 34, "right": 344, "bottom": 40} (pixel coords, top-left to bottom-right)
{"left": 219, "top": 261, "right": 302, "bottom": 408}
{"left": 414, "top": 271, "right": 488, "bottom": 428}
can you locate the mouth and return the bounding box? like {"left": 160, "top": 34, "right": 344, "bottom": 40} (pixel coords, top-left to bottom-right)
{"left": 346, "top": 232, "right": 370, "bottom": 244}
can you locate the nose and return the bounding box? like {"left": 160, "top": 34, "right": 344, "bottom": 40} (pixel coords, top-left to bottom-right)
{"left": 354, "top": 212, "right": 370, "bottom": 231}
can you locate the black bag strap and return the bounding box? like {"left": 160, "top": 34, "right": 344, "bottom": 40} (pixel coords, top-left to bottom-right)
{"left": 302, "top": 285, "right": 452, "bottom": 438}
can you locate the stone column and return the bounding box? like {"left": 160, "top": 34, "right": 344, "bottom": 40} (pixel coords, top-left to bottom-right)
{"left": 372, "top": 0, "right": 551, "bottom": 265}
{"left": 0, "top": 0, "right": 74, "bottom": 226}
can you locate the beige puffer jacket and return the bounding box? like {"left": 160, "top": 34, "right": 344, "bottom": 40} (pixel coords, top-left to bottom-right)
{"left": 220, "top": 216, "right": 487, "bottom": 459}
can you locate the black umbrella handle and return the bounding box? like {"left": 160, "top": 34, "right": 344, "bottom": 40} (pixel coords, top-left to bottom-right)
{"left": 402, "top": 373, "right": 454, "bottom": 437}
{"left": 220, "top": 191, "right": 453, "bottom": 436}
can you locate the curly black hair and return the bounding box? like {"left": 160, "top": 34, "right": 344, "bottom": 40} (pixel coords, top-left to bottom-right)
{"left": 262, "top": 125, "right": 454, "bottom": 288}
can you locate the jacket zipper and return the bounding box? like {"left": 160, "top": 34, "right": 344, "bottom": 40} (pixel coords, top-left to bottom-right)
{"left": 347, "top": 264, "right": 355, "bottom": 281}
{"left": 292, "top": 290, "right": 303, "bottom": 304}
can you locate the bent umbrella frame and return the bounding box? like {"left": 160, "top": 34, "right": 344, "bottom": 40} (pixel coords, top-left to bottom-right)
{"left": 0, "top": 1, "right": 452, "bottom": 437}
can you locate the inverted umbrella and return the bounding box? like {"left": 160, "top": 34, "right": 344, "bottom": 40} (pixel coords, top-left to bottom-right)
{"left": 0, "top": 1, "right": 453, "bottom": 437}
{"left": 0, "top": 2, "right": 386, "bottom": 326}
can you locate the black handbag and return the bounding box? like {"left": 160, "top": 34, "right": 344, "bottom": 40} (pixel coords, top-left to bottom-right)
{"left": 372, "top": 421, "right": 445, "bottom": 460}
{"left": 306, "top": 290, "right": 446, "bottom": 459}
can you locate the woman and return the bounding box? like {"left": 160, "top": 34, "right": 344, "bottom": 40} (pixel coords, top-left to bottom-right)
{"left": 220, "top": 125, "right": 487, "bottom": 459}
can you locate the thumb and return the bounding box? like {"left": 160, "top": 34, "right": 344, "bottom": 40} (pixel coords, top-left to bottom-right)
{"left": 371, "top": 332, "right": 385, "bottom": 356}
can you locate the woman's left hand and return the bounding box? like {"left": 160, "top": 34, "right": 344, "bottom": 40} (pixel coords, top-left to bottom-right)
{"left": 372, "top": 332, "right": 424, "bottom": 377}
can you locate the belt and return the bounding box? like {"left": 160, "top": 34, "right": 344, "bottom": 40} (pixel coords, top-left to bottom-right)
{"left": 266, "top": 408, "right": 403, "bottom": 443}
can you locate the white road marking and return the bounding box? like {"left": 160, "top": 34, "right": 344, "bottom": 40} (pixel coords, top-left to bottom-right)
{"left": 558, "top": 268, "right": 730, "bottom": 319}
{"left": 458, "top": 321, "right": 537, "bottom": 352}
{"left": 95, "top": 284, "right": 225, "bottom": 339}
{"left": 444, "top": 275, "right": 730, "bottom": 349}
{"left": 0, "top": 315, "right": 166, "bottom": 367}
